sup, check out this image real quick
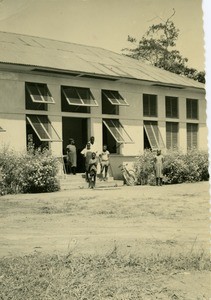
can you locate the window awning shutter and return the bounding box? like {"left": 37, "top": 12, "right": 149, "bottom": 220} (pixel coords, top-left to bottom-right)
{"left": 103, "top": 119, "right": 133, "bottom": 144}
{"left": 143, "top": 94, "right": 157, "bottom": 117}
{"left": 62, "top": 86, "right": 98, "bottom": 106}
{"left": 186, "top": 99, "right": 198, "bottom": 119}
{"left": 166, "top": 122, "right": 178, "bottom": 149}
{"left": 26, "top": 83, "right": 55, "bottom": 104}
{"left": 187, "top": 123, "right": 198, "bottom": 149}
{"left": 26, "top": 115, "right": 61, "bottom": 142}
{"left": 166, "top": 97, "right": 178, "bottom": 118}
{"left": 0, "top": 126, "right": 6, "bottom": 132}
{"left": 144, "top": 122, "right": 165, "bottom": 150}
{"left": 102, "top": 90, "right": 128, "bottom": 106}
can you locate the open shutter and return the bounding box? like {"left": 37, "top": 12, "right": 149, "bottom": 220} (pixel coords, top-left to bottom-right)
{"left": 144, "top": 121, "right": 165, "bottom": 150}
{"left": 102, "top": 90, "right": 128, "bottom": 106}
{"left": 62, "top": 86, "right": 98, "bottom": 106}
{"left": 26, "top": 115, "right": 61, "bottom": 142}
{"left": 103, "top": 119, "right": 133, "bottom": 144}
{"left": 0, "top": 126, "right": 6, "bottom": 132}
{"left": 26, "top": 83, "right": 55, "bottom": 104}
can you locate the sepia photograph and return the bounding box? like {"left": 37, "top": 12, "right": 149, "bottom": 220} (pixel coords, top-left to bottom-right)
{"left": 0, "top": 0, "right": 210, "bottom": 299}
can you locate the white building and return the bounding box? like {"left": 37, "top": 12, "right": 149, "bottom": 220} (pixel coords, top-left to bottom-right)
{"left": 0, "top": 32, "right": 207, "bottom": 177}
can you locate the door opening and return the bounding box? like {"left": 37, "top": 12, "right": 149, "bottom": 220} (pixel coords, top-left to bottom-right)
{"left": 62, "top": 117, "right": 88, "bottom": 173}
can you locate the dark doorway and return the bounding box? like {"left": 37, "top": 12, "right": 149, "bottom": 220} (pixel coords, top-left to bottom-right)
{"left": 62, "top": 117, "right": 88, "bottom": 173}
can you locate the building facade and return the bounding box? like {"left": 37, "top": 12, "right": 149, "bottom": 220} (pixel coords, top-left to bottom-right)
{"left": 0, "top": 32, "right": 207, "bottom": 177}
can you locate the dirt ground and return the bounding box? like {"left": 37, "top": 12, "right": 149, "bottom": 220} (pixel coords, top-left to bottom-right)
{"left": 0, "top": 181, "right": 210, "bottom": 298}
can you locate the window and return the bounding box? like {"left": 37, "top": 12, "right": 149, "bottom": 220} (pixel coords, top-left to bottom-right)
{"left": 103, "top": 119, "right": 133, "bottom": 154}
{"left": 102, "top": 90, "right": 128, "bottom": 105}
{"left": 103, "top": 119, "right": 133, "bottom": 143}
{"left": 25, "top": 82, "right": 54, "bottom": 111}
{"left": 102, "top": 90, "right": 128, "bottom": 115}
{"left": 61, "top": 86, "right": 97, "bottom": 113}
{"left": 165, "top": 96, "right": 178, "bottom": 118}
{"left": 26, "top": 115, "right": 61, "bottom": 142}
{"left": 144, "top": 121, "right": 165, "bottom": 150}
{"left": 166, "top": 122, "right": 178, "bottom": 149}
{"left": 186, "top": 99, "right": 198, "bottom": 119}
{"left": 187, "top": 123, "right": 198, "bottom": 149}
{"left": 143, "top": 94, "right": 157, "bottom": 117}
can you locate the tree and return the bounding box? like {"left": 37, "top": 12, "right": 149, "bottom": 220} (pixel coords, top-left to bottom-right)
{"left": 122, "top": 10, "right": 205, "bottom": 83}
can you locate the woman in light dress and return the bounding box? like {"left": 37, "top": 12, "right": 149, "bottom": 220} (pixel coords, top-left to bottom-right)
{"left": 154, "top": 150, "right": 164, "bottom": 186}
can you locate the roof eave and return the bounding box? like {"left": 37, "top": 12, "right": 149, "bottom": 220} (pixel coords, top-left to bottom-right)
{"left": 0, "top": 61, "right": 205, "bottom": 91}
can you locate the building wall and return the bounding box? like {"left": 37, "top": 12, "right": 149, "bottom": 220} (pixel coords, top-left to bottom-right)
{"left": 0, "top": 69, "right": 208, "bottom": 177}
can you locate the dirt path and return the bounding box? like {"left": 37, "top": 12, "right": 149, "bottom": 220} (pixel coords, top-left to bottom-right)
{"left": 0, "top": 182, "right": 209, "bottom": 257}
{"left": 0, "top": 182, "right": 210, "bottom": 298}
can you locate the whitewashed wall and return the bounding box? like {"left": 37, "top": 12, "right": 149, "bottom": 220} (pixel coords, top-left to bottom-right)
{"left": 0, "top": 70, "right": 208, "bottom": 160}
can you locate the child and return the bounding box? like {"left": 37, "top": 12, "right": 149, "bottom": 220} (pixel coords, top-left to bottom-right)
{"left": 88, "top": 152, "right": 98, "bottom": 189}
{"left": 154, "top": 149, "right": 164, "bottom": 186}
{"left": 81, "top": 142, "right": 92, "bottom": 182}
{"left": 99, "top": 145, "right": 110, "bottom": 181}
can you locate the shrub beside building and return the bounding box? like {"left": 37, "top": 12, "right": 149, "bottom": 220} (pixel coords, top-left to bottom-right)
{"left": 134, "top": 149, "right": 209, "bottom": 185}
{"left": 0, "top": 147, "right": 60, "bottom": 194}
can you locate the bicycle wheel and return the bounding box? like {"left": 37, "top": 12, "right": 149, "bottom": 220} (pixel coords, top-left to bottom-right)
{"left": 124, "top": 170, "right": 136, "bottom": 186}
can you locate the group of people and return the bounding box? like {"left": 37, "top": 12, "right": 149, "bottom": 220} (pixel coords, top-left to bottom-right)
{"left": 66, "top": 136, "right": 110, "bottom": 189}
{"left": 66, "top": 137, "right": 164, "bottom": 188}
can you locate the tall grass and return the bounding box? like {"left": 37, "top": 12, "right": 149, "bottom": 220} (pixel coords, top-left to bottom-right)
{"left": 0, "top": 248, "right": 210, "bottom": 300}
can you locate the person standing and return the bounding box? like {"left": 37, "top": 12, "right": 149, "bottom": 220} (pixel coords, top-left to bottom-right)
{"left": 81, "top": 142, "right": 92, "bottom": 182}
{"left": 89, "top": 135, "right": 101, "bottom": 175}
{"left": 66, "top": 138, "right": 77, "bottom": 175}
{"left": 88, "top": 152, "right": 98, "bottom": 189}
{"left": 154, "top": 149, "right": 164, "bottom": 186}
{"left": 89, "top": 136, "right": 98, "bottom": 155}
{"left": 99, "top": 145, "right": 110, "bottom": 181}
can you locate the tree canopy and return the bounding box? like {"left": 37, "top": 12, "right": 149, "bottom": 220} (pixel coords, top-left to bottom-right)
{"left": 122, "top": 10, "right": 205, "bottom": 83}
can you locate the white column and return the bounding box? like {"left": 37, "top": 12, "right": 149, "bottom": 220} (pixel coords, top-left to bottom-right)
{"left": 89, "top": 117, "right": 103, "bottom": 153}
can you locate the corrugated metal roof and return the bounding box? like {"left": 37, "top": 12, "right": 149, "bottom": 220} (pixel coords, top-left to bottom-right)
{"left": 0, "top": 31, "right": 204, "bottom": 89}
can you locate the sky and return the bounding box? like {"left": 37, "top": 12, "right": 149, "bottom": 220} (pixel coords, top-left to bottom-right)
{"left": 0, "top": 0, "right": 207, "bottom": 72}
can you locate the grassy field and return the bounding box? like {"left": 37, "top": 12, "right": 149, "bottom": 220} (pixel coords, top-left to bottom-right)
{"left": 0, "top": 182, "right": 210, "bottom": 299}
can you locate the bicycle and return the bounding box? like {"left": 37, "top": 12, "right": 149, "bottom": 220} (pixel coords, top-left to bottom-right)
{"left": 118, "top": 163, "right": 137, "bottom": 186}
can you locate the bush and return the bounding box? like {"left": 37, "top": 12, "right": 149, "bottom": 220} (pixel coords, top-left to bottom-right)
{"left": 162, "top": 150, "right": 187, "bottom": 184}
{"left": 134, "top": 149, "right": 209, "bottom": 185}
{"left": 134, "top": 149, "right": 155, "bottom": 185}
{"left": 0, "top": 146, "right": 60, "bottom": 194}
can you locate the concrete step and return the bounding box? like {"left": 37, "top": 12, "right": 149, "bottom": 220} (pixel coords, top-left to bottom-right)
{"left": 59, "top": 174, "right": 123, "bottom": 190}
{"left": 95, "top": 179, "right": 123, "bottom": 189}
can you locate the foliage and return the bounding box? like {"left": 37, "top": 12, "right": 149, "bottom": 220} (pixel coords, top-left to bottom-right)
{"left": 134, "top": 149, "right": 155, "bottom": 185}
{"left": 134, "top": 149, "right": 209, "bottom": 185}
{"left": 163, "top": 149, "right": 209, "bottom": 184}
{"left": 0, "top": 248, "right": 210, "bottom": 300}
{"left": 0, "top": 146, "right": 60, "bottom": 194}
{"left": 122, "top": 10, "right": 205, "bottom": 83}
